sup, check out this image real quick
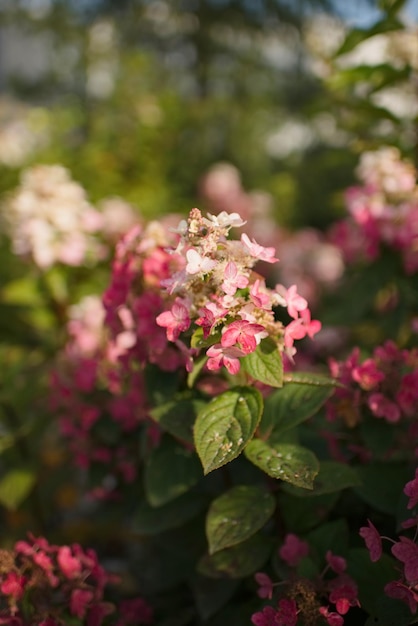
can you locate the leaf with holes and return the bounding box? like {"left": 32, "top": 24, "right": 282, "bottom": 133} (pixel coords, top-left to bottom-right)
{"left": 194, "top": 387, "right": 263, "bottom": 475}
{"left": 206, "top": 485, "right": 275, "bottom": 554}
{"left": 245, "top": 440, "right": 319, "bottom": 489}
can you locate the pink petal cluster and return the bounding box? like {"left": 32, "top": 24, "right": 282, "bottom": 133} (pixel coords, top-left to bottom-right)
{"left": 328, "top": 147, "right": 418, "bottom": 274}
{"left": 0, "top": 534, "right": 153, "bottom": 625}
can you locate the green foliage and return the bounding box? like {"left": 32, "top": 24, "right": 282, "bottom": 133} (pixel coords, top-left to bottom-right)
{"left": 205, "top": 485, "right": 275, "bottom": 554}
{"left": 194, "top": 387, "right": 263, "bottom": 474}
{"left": 0, "top": 468, "right": 35, "bottom": 511}
{"left": 241, "top": 337, "right": 283, "bottom": 388}
{"left": 245, "top": 440, "right": 319, "bottom": 489}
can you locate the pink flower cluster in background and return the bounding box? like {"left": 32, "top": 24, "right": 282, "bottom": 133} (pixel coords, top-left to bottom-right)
{"left": 252, "top": 534, "right": 359, "bottom": 626}
{"left": 328, "top": 147, "right": 418, "bottom": 274}
{"left": 326, "top": 340, "right": 418, "bottom": 460}
{"left": 0, "top": 534, "right": 153, "bottom": 625}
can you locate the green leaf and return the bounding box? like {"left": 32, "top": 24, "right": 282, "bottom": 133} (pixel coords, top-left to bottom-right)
{"left": 241, "top": 337, "right": 283, "bottom": 388}
{"left": 206, "top": 485, "right": 275, "bottom": 554}
{"left": 144, "top": 436, "right": 202, "bottom": 506}
{"left": 133, "top": 492, "right": 207, "bottom": 535}
{"left": 198, "top": 533, "right": 272, "bottom": 579}
{"left": 347, "top": 548, "right": 399, "bottom": 619}
{"left": 194, "top": 387, "right": 263, "bottom": 475}
{"left": 0, "top": 469, "right": 35, "bottom": 511}
{"left": 191, "top": 327, "right": 221, "bottom": 349}
{"left": 150, "top": 394, "right": 206, "bottom": 444}
{"left": 259, "top": 375, "right": 335, "bottom": 439}
{"left": 335, "top": 17, "right": 403, "bottom": 57}
{"left": 354, "top": 463, "right": 410, "bottom": 515}
{"left": 283, "top": 461, "right": 362, "bottom": 497}
{"left": 278, "top": 491, "right": 340, "bottom": 533}
{"left": 244, "top": 440, "right": 319, "bottom": 489}
{"left": 307, "top": 519, "right": 349, "bottom": 563}
{"left": 193, "top": 575, "right": 239, "bottom": 620}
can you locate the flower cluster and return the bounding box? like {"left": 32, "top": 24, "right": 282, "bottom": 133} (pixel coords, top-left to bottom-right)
{"left": 155, "top": 208, "right": 321, "bottom": 375}
{"left": 325, "top": 340, "right": 418, "bottom": 461}
{"left": 252, "top": 534, "right": 359, "bottom": 626}
{"left": 0, "top": 534, "right": 153, "bottom": 625}
{"left": 328, "top": 147, "right": 418, "bottom": 274}
{"left": 360, "top": 470, "right": 418, "bottom": 615}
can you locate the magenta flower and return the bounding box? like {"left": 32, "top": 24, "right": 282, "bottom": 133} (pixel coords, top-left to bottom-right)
{"left": 275, "top": 598, "right": 298, "bottom": 626}
{"left": 70, "top": 588, "right": 94, "bottom": 619}
{"left": 279, "top": 533, "right": 309, "bottom": 567}
{"left": 359, "top": 519, "right": 382, "bottom": 562}
{"left": 367, "top": 392, "right": 401, "bottom": 423}
{"left": 251, "top": 605, "right": 278, "bottom": 626}
{"left": 156, "top": 299, "right": 191, "bottom": 341}
{"left": 391, "top": 537, "right": 418, "bottom": 585}
{"left": 250, "top": 279, "right": 271, "bottom": 309}
{"left": 352, "top": 358, "right": 385, "bottom": 391}
{"left": 328, "top": 574, "right": 359, "bottom": 615}
{"left": 319, "top": 606, "right": 344, "bottom": 626}
{"left": 221, "top": 320, "right": 267, "bottom": 354}
{"left": 254, "top": 572, "right": 274, "bottom": 599}
{"left": 241, "top": 233, "right": 278, "bottom": 263}
{"left": 404, "top": 469, "right": 418, "bottom": 510}
{"left": 57, "top": 546, "right": 82, "bottom": 579}
{"left": 196, "top": 301, "right": 227, "bottom": 337}
{"left": 385, "top": 580, "right": 418, "bottom": 614}
{"left": 0, "top": 571, "right": 26, "bottom": 601}
{"left": 326, "top": 551, "right": 347, "bottom": 575}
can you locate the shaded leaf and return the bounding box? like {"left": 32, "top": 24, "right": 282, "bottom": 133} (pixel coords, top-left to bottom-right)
{"left": 198, "top": 533, "right": 272, "bottom": 579}
{"left": 283, "top": 461, "right": 362, "bottom": 497}
{"left": 144, "top": 436, "right": 202, "bottom": 506}
{"left": 355, "top": 463, "right": 410, "bottom": 515}
{"left": 150, "top": 395, "right": 206, "bottom": 444}
{"left": 244, "top": 440, "right": 319, "bottom": 489}
{"left": 206, "top": 485, "right": 275, "bottom": 554}
{"left": 193, "top": 575, "right": 239, "bottom": 620}
{"left": 194, "top": 387, "right": 263, "bottom": 475}
{"left": 133, "top": 492, "right": 207, "bottom": 535}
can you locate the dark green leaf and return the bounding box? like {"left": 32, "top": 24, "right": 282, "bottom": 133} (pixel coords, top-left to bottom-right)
{"left": 150, "top": 395, "right": 206, "bottom": 444}
{"left": 241, "top": 337, "right": 283, "bottom": 388}
{"left": 206, "top": 485, "right": 275, "bottom": 554}
{"left": 335, "top": 17, "right": 403, "bottom": 57}
{"left": 244, "top": 440, "right": 319, "bottom": 489}
{"left": 198, "top": 533, "right": 272, "bottom": 579}
{"left": 194, "top": 387, "right": 263, "bottom": 475}
{"left": 355, "top": 463, "right": 410, "bottom": 515}
{"left": 144, "top": 436, "right": 202, "bottom": 506}
{"left": 347, "top": 548, "right": 398, "bottom": 618}
{"left": 259, "top": 375, "right": 335, "bottom": 439}
{"left": 133, "top": 492, "right": 207, "bottom": 535}
{"left": 193, "top": 575, "right": 239, "bottom": 620}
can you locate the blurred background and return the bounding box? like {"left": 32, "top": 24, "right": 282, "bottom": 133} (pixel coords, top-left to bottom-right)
{"left": 0, "top": 0, "right": 417, "bottom": 229}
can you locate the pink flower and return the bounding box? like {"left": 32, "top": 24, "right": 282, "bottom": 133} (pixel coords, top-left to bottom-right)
{"left": 384, "top": 580, "right": 418, "bottom": 614}
{"left": 328, "top": 574, "right": 359, "bottom": 615}
{"left": 284, "top": 318, "right": 307, "bottom": 350}
{"left": 57, "top": 545, "right": 82, "bottom": 579}
{"left": 0, "top": 571, "right": 26, "bottom": 601}
{"left": 70, "top": 588, "right": 94, "bottom": 618}
{"left": 251, "top": 605, "right": 278, "bottom": 626}
{"left": 276, "top": 284, "right": 308, "bottom": 320}
{"left": 241, "top": 233, "right": 278, "bottom": 263}
{"left": 367, "top": 393, "right": 401, "bottom": 423}
{"left": 279, "top": 533, "right": 309, "bottom": 567}
{"left": 300, "top": 308, "right": 321, "bottom": 339}
{"left": 404, "top": 469, "right": 418, "bottom": 510}
{"left": 185, "top": 249, "right": 217, "bottom": 275}
{"left": 196, "top": 301, "right": 227, "bottom": 337}
{"left": 359, "top": 519, "right": 382, "bottom": 562}
{"left": 319, "top": 606, "right": 344, "bottom": 626}
{"left": 221, "top": 261, "right": 249, "bottom": 295}
{"left": 391, "top": 537, "right": 418, "bottom": 585}
{"left": 221, "top": 320, "right": 267, "bottom": 354}
{"left": 275, "top": 598, "right": 298, "bottom": 626}
{"left": 352, "top": 358, "right": 385, "bottom": 390}
{"left": 206, "top": 344, "right": 245, "bottom": 375}
{"left": 326, "top": 551, "right": 347, "bottom": 574}
{"left": 250, "top": 280, "right": 271, "bottom": 309}
{"left": 254, "top": 572, "right": 273, "bottom": 599}
{"left": 156, "top": 299, "right": 191, "bottom": 341}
